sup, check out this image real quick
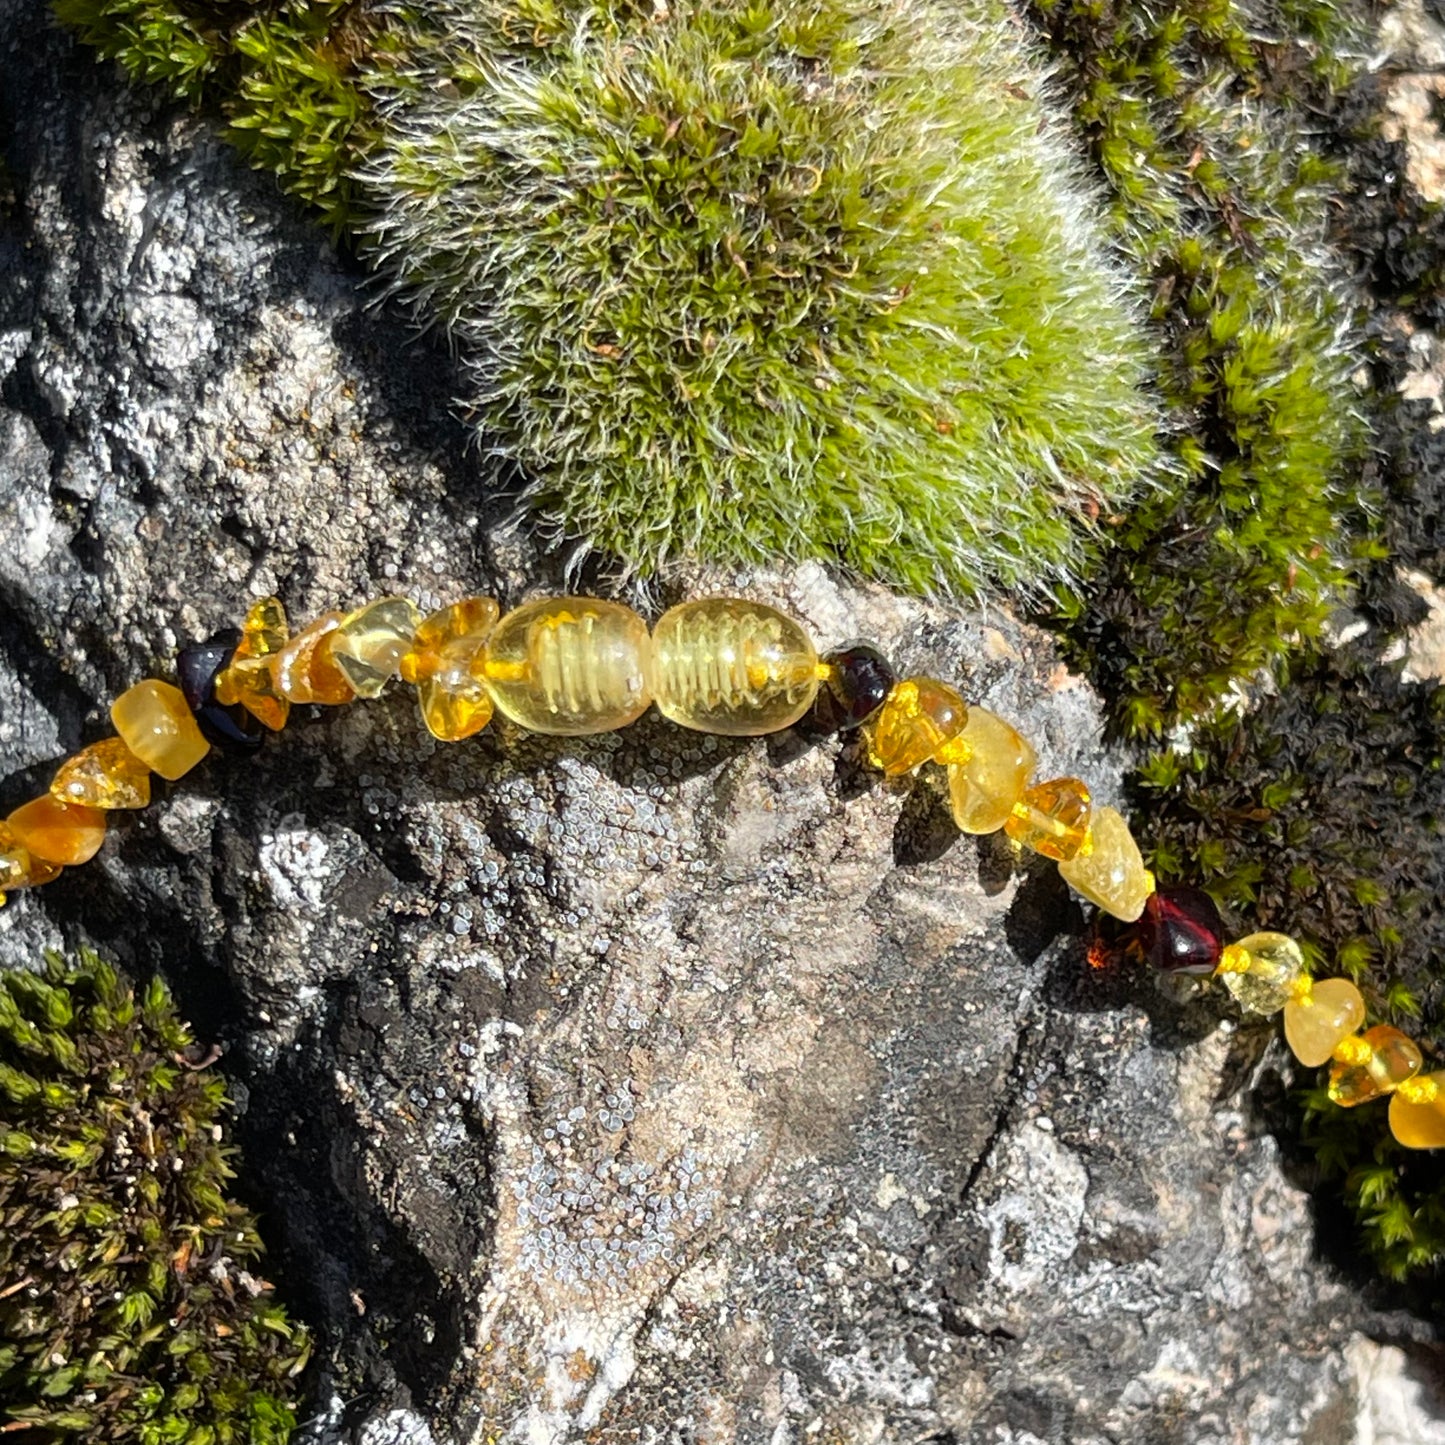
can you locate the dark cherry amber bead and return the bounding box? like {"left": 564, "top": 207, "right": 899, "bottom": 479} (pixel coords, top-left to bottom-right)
{"left": 809, "top": 645, "right": 898, "bottom": 733}
{"left": 1130, "top": 885, "right": 1225, "bottom": 975}
{"left": 178, "top": 634, "right": 264, "bottom": 756}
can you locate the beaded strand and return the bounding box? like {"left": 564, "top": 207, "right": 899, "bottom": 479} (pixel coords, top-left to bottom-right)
{"left": 5, "top": 591, "right": 1443, "bottom": 1151}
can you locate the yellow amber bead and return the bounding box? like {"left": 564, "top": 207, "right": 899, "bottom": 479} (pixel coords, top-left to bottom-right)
{"left": 329, "top": 596, "right": 423, "bottom": 699}
{"left": 1328, "top": 1024, "right": 1422, "bottom": 1107}
{"left": 1217, "top": 931, "right": 1303, "bottom": 1016}
{"left": 480, "top": 597, "right": 654, "bottom": 736}
{"left": 401, "top": 597, "right": 501, "bottom": 743}
{"left": 215, "top": 596, "right": 291, "bottom": 731}
{"left": 112, "top": 679, "right": 211, "bottom": 781}
{"left": 1283, "top": 977, "right": 1366, "bottom": 1068}
{"left": 1389, "top": 1072, "right": 1445, "bottom": 1149}
{"left": 652, "top": 598, "right": 819, "bottom": 736}
{"left": 7, "top": 795, "right": 107, "bottom": 866}
{"left": 1004, "top": 776, "right": 1092, "bottom": 862}
{"left": 0, "top": 823, "right": 61, "bottom": 890}
{"left": 271, "top": 613, "right": 356, "bottom": 706}
{"left": 941, "top": 707, "right": 1035, "bottom": 833}
{"left": 1056, "top": 806, "right": 1155, "bottom": 922}
{"left": 866, "top": 678, "right": 968, "bottom": 776}
{"left": 50, "top": 737, "right": 151, "bottom": 810}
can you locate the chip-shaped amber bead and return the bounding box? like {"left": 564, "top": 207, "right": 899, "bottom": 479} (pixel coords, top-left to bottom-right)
{"left": 480, "top": 597, "right": 654, "bottom": 736}
{"left": 1004, "top": 776, "right": 1092, "bottom": 862}
{"left": 112, "top": 679, "right": 211, "bottom": 781}
{"left": 941, "top": 706, "right": 1036, "bottom": 833}
{"left": 866, "top": 678, "right": 968, "bottom": 777}
{"left": 1057, "top": 806, "right": 1154, "bottom": 922}
{"left": 50, "top": 737, "right": 152, "bottom": 810}
{"left": 1217, "top": 931, "right": 1304, "bottom": 1016}
{"left": 1283, "top": 977, "right": 1365, "bottom": 1068}
{"left": 214, "top": 596, "right": 291, "bottom": 731}
{"left": 652, "top": 598, "right": 819, "bottom": 735}
{"left": 1328, "top": 1025, "right": 1422, "bottom": 1108}
{"left": 0, "top": 823, "right": 61, "bottom": 891}
{"left": 7, "top": 795, "right": 107, "bottom": 866}
{"left": 271, "top": 613, "right": 356, "bottom": 706}
{"left": 330, "top": 596, "right": 424, "bottom": 699}
{"left": 401, "top": 597, "right": 501, "bottom": 742}
{"left": 1389, "top": 1072, "right": 1445, "bottom": 1149}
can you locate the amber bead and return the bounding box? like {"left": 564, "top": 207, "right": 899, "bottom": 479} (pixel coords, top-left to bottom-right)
{"left": 1130, "top": 886, "right": 1225, "bottom": 975}
{"left": 112, "top": 680, "right": 211, "bottom": 781}
{"left": 1283, "top": 977, "right": 1366, "bottom": 1068}
{"left": 330, "top": 596, "right": 423, "bottom": 698}
{"left": 214, "top": 597, "right": 291, "bottom": 731}
{"left": 177, "top": 636, "right": 264, "bottom": 755}
{"left": 1004, "top": 776, "right": 1092, "bottom": 862}
{"left": 481, "top": 597, "right": 654, "bottom": 736}
{"left": 7, "top": 795, "right": 107, "bottom": 866}
{"left": 866, "top": 678, "right": 968, "bottom": 776}
{"left": 271, "top": 613, "right": 356, "bottom": 706}
{"left": 1389, "top": 1073, "right": 1445, "bottom": 1149}
{"left": 652, "top": 598, "right": 819, "bottom": 736}
{"left": 809, "top": 645, "right": 897, "bottom": 733}
{"left": 401, "top": 597, "right": 501, "bottom": 742}
{"left": 50, "top": 738, "right": 151, "bottom": 810}
{"left": 0, "top": 823, "right": 61, "bottom": 891}
{"left": 1328, "top": 1025, "right": 1422, "bottom": 1108}
{"left": 1217, "top": 931, "right": 1303, "bottom": 1016}
{"left": 942, "top": 707, "right": 1036, "bottom": 834}
{"left": 1057, "top": 806, "right": 1155, "bottom": 922}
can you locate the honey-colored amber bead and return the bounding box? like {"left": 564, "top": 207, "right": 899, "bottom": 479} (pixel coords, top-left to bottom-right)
{"left": 7, "top": 795, "right": 107, "bottom": 866}
{"left": 50, "top": 737, "right": 151, "bottom": 810}
{"left": 1389, "top": 1072, "right": 1445, "bottom": 1149}
{"left": 1283, "top": 977, "right": 1366, "bottom": 1068}
{"left": 401, "top": 597, "right": 501, "bottom": 742}
{"left": 112, "top": 680, "right": 211, "bottom": 781}
{"left": 652, "top": 598, "right": 819, "bottom": 736}
{"left": 0, "top": 823, "right": 61, "bottom": 891}
{"left": 1217, "top": 931, "right": 1303, "bottom": 1016}
{"left": 271, "top": 613, "right": 356, "bottom": 706}
{"left": 941, "top": 707, "right": 1036, "bottom": 833}
{"left": 215, "top": 596, "right": 291, "bottom": 731}
{"left": 866, "top": 678, "right": 968, "bottom": 777}
{"left": 1057, "top": 806, "right": 1155, "bottom": 922}
{"left": 480, "top": 597, "right": 654, "bottom": 736}
{"left": 329, "top": 596, "right": 423, "bottom": 698}
{"left": 1327, "top": 1024, "right": 1422, "bottom": 1108}
{"left": 1004, "top": 776, "right": 1092, "bottom": 862}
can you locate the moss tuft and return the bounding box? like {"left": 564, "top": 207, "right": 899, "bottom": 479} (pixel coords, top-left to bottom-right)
{"left": 0, "top": 950, "right": 310, "bottom": 1442}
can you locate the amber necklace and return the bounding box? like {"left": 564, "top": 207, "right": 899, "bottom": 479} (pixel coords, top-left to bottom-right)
{"left": 3, "top": 588, "right": 1444, "bottom": 1150}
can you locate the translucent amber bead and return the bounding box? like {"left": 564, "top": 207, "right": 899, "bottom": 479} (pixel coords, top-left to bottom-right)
{"left": 865, "top": 678, "right": 968, "bottom": 776}
{"left": 1004, "top": 776, "right": 1092, "bottom": 862}
{"left": 1327, "top": 1025, "right": 1422, "bottom": 1108}
{"left": 214, "top": 597, "right": 290, "bottom": 731}
{"left": 809, "top": 645, "right": 897, "bottom": 733}
{"left": 0, "top": 824, "right": 61, "bottom": 891}
{"left": 7, "top": 796, "right": 107, "bottom": 866}
{"left": 1389, "top": 1072, "right": 1445, "bottom": 1149}
{"left": 1217, "top": 931, "right": 1303, "bottom": 1016}
{"left": 1130, "top": 886, "right": 1226, "bottom": 975}
{"left": 941, "top": 707, "right": 1036, "bottom": 833}
{"left": 1057, "top": 806, "right": 1155, "bottom": 922}
{"left": 401, "top": 597, "right": 501, "bottom": 743}
{"left": 652, "top": 598, "right": 819, "bottom": 736}
{"left": 1283, "top": 977, "right": 1366, "bottom": 1068}
{"left": 271, "top": 613, "right": 356, "bottom": 706}
{"left": 50, "top": 738, "right": 151, "bottom": 810}
{"left": 481, "top": 597, "right": 654, "bottom": 736}
{"left": 330, "top": 596, "right": 424, "bottom": 698}
{"left": 112, "top": 680, "right": 211, "bottom": 781}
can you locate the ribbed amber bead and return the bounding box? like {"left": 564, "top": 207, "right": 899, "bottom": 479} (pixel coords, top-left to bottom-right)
{"left": 1057, "top": 806, "right": 1155, "bottom": 922}
{"left": 866, "top": 678, "right": 968, "bottom": 776}
{"left": 271, "top": 613, "right": 356, "bottom": 706}
{"left": 112, "top": 680, "right": 211, "bottom": 781}
{"left": 1328, "top": 1025, "right": 1422, "bottom": 1108}
{"left": 941, "top": 707, "right": 1036, "bottom": 834}
{"left": 330, "top": 596, "right": 423, "bottom": 699}
{"left": 50, "top": 738, "right": 151, "bottom": 810}
{"left": 1283, "top": 977, "right": 1365, "bottom": 1068}
{"left": 481, "top": 597, "right": 654, "bottom": 735}
{"left": 401, "top": 597, "right": 501, "bottom": 743}
{"left": 652, "top": 598, "right": 819, "bottom": 736}
{"left": 214, "top": 596, "right": 291, "bottom": 731}
{"left": 1389, "top": 1072, "right": 1445, "bottom": 1149}
{"left": 7, "top": 796, "right": 107, "bottom": 866}
{"left": 0, "top": 823, "right": 61, "bottom": 891}
{"left": 1004, "top": 777, "right": 1092, "bottom": 862}
{"left": 1217, "top": 931, "right": 1303, "bottom": 1016}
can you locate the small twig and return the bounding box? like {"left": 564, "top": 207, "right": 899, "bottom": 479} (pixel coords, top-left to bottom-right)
{"left": 0, "top": 1276, "right": 35, "bottom": 1301}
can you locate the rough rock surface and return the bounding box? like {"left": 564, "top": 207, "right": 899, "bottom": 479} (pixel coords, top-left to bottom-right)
{"left": 0, "top": 3, "right": 1441, "bottom": 1442}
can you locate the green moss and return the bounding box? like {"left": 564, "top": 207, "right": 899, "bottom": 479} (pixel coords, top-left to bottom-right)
{"left": 0, "top": 950, "right": 310, "bottom": 1442}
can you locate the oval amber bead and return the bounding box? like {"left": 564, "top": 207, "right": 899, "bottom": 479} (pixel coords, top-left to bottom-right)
{"left": 330, "top": 596, "right": 424, "bottom": 699}
{"left": 653, "top": 598, "right": 819, "bottom": 736}
{"left": 1217, "top": 931, "right": 1304, "bottom": 1016}
{"left": 7, "top": 795, "right": 107, "bottom": 866}
{"left": 1328, "top": 1024, "right": 1422, "bottom": 1108}
{"left": 866, "top": 678, "right": 968, "bottom": 776}
{"left": 1283, "top": 977, "right": 1365, "bottom": 1068}
{"left": 112, "top": 680, "right": 211, "bottom": 781}
{"left": 1004, "top": 776, "right": 1091, "bottom": 862}
{"left": 1057, "top": 806, "right": 1154, "bottom": 922}
{"left": 1389, "top": 1072, "right": 1445, "bottom": 1149}
{"left": 50, "top": 737, "right": 151, "bottom": 810}
{"left": 942, "top": 706, "right": 1035, "bottom": 834}
{"left": 481, "top": 597, "right": 654, "bottom": 736}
